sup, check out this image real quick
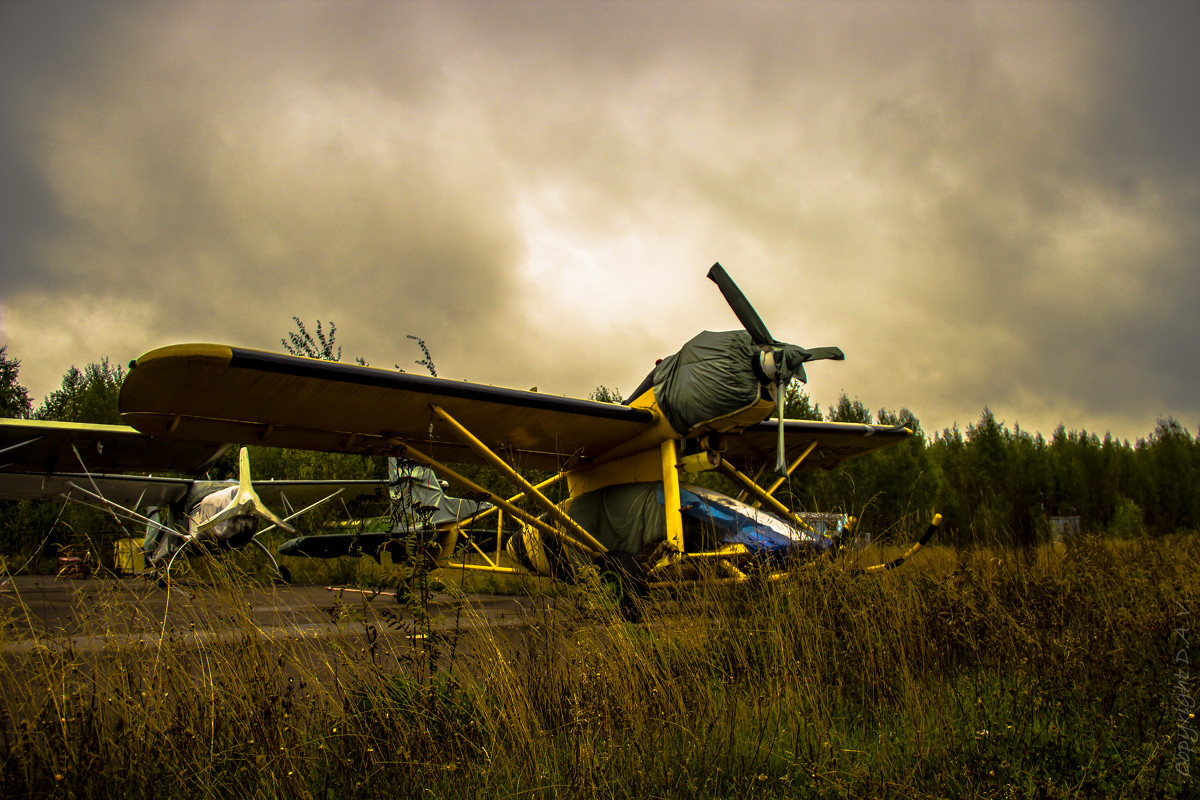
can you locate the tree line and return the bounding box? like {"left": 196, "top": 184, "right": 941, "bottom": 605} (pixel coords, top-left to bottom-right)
{"left": 776, "top": 384, "right": 1198, "bottom": 546}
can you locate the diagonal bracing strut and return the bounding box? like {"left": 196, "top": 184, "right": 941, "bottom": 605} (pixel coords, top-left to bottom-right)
{"left": 429, "top": 404, "right": 609, "bottom": 556}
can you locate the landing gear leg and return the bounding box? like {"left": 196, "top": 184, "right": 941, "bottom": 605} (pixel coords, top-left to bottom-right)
{"left": 249, "top": 538, "right": 290, "bottom": 584}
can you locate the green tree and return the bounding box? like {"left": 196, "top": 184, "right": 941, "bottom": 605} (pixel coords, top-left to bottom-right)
{"left": 858, "top": 406, "right": 937, "bottom": 539}
{"left": 3, "top": 356, "right": 129, "bottom": 564}
{"left": 406, "top": 335, "right": 437, "bottom": 377}
{"left": 589, "top": 385, "right": 624, "bottom": 403}
{"left": 1140, "top": 418, "right": 1198, "bottom": 533}
{"left": 782, "top": 384, "right": 823, "bottom": 420}
{"left": 1, "top": 346, "right": 33, "bottom": 418}
{"left": 827, "top": 393, "right": 872, "bottom": 424}
{"left": 34, "top": 359, "right": 124, "bottom": 423}
{"left": 282, "top": 317, "right": 342, "bottom": 361}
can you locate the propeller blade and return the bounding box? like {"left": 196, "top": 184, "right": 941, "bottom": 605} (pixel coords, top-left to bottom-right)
{"left": 706, "top": 263, "right": 844, "bottom": 478}
{"left": 800, "top": 346, "right": 845, "bottom": 362}
{"left": 707, "top": 262, "right": 775, "bottom": 346}
{"left": 775, "top": 386, "right": 787, "bottom": 476}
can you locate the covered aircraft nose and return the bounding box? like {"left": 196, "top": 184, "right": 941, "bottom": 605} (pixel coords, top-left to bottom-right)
{"left": 202, "top": 515, "right": 259, "bottom": 550}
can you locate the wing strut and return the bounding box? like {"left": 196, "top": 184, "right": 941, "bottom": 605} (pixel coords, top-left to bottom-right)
{"left": 400, "top": 443, "right": 605, "bottom": 559}
{"left": 716, "top": 459, "right": 817, "bottom": 534}
{"left": 430, "top": 404, "right": 608, "bottom": 556}
{"left": 660, "top": 439, "right": 685, "bottom": 552}
{"left": 753, "top": 441, "right": 818, "bottom": 508}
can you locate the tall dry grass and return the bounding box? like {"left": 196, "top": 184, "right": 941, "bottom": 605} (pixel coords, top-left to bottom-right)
{"left": 2, "top": 534, "right": 1196, "bottom": 799}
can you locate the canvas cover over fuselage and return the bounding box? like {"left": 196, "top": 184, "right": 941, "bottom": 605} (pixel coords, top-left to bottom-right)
{"left": 565, "top": 481, "right": 834, "bottom": 558}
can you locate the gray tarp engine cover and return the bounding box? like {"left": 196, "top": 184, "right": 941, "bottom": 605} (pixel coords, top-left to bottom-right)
{"left": 653, "top": 330, "right": 770, "bottom": 435}
{"left": 143, "top": 506, "right": 185, "bottom": 566}
{"left": 651, "top": 329, "right": 828, "bottom": 436}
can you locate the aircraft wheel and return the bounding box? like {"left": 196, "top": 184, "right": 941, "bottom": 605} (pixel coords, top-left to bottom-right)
{"left": 275, "top": 565, "right": 292, "bottom": 585}
{"left": 595, "top": 551, "right": 648, "bottom": 623}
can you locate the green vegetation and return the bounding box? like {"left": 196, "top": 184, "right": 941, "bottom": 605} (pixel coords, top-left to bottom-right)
{"left": 0, "top": 347, "right": 32, "bottom": 419}
{"left": 31, "top": 359, "right": 125, "bottom": 425}
{"left": 776, "top": 385, "right": 1200, "bottom": 548}
{"left": 281, "top": 316, "right": 345, "bottom": 363}
{"left": 1, "top": 536, "right": 1195, "bottom": 798}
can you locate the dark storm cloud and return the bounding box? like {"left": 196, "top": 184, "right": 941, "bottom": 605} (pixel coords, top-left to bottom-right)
{"left": 896, "top": 0, "right": 1200, "bottom": 437}
{"left": 2, "top": 1, "right": 526, "bottom": 378}
{"left": 1, "top": 1, "right": 1196, "bottom": 441}
{"left": 0, "top": 0, "right": 107, "bottom": 295}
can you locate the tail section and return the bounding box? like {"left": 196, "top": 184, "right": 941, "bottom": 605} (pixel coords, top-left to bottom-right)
{"left": 195, "top": 447, "right": 295, "bottom": 534}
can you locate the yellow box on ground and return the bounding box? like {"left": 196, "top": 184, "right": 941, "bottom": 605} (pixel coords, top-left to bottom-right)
{"left": 114, "top": 538, "right": 145, "bottom": 574}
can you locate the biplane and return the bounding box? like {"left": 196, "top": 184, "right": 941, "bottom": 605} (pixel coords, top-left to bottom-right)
{"left": 117, "top": 264, "right": 940, "bottom": 615}
{"left": 0, "top": 418, "right": 387, "bottom": 582}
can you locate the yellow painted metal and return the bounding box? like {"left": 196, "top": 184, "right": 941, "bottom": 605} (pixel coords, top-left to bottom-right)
{"left": 466, "top": 474, "right": 565, "bottom": 566}
{"left": 863, "top": 514, "right": 942, "bottom": 573}
{"left": 566, "top": 446, "right": 663, "bottom": 495}
{"left": 587, "top": 388, "right": 680, "bottom": 466}
{"left": 678, "top": 544, "right": 751, "bottom": 559}
{"left": 132, "top": 342, "right": 235, "bottom": 365}
{"left": 113, "top": 538, "right": 145, "bottom": 574}
{"left": 686, "top": 393, "right": 778, "bottom": 437}
{"left": 431, "top": 405, "right": 608, "bottom": 556}
{"left": 679, "top": 450, "right": 721, "bottom": 473}
{"left": 401, "top": 443, "right": 604, "bottom": 559}
{"left": 718, "top": 561, "right": 749, "bottom": 582}
{"left": 471, "top": 473, "right": 567, "bottom": 521}
{"left": 735, "top": 462, "right": 769, "bottom": 504}
{"left": 656, "top": 566, "right": 812, "bottom": 590}
{"left": 588, "top": 385, "right": 775, "bottom": 470}
{"left": 645, "top": 544, "right": 755, "bottom": 580}
{"left": 717, "top": 459, "right": 816, "bottom": 533}
{"left": 466, "top": 536, "right": 500, "bottom": 569}
{"left": 444, "top": 561, "right": 521, "bottom": 574}
{"left": 653, "top": 575, "right": 744, "bottom": 589}
{"left": 660, "top": 438, "right": 684, "bottom": 552}
{"left": 646, "top": 552, "right": 683, "bottom": 578}
{"left": 121, "top": 344, "right": 658, "bottom": 471}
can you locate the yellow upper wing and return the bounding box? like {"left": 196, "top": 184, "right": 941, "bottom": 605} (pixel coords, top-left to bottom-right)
{"left": 119, "top": 344, "right": 658, "bottom": 472}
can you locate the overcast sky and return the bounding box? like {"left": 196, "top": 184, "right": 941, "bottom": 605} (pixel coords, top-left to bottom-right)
{"left": 2, "top": 1, "right": 1197, "bottom": 442}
